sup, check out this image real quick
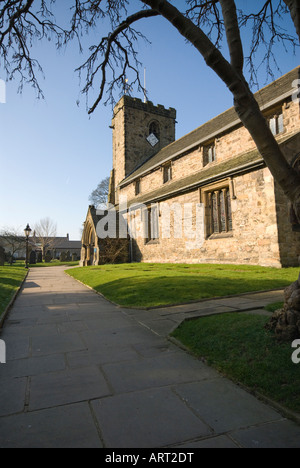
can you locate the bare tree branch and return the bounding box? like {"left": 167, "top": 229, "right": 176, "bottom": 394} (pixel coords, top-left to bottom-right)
{"left": 238, "top": 0, "right": 298, "bottom": 86}
{"left": 76, "top": 8, "right": 159, "bottom": 113}
{"left": 0, "top": 0, "right": 34, "bottom": 48}
{"left": 0, "top": 227, "right": 26, "bottom": 264}
{"left": 89, "top": 176, "right": 110, "bottom": 208}
{"left": 0, "top": 0, "right": 77, "bottom": 96}
{"left": 0, "top": 0, "right": 299, "bottom": 211}
{"left": 34, "top": 217, "right": 57, "bottom": 261}
{"left": 185, "top": 0, "right": 224, "bottom": 46}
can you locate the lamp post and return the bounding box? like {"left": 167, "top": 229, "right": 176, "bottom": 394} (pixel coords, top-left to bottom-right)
{"left": 24, "top": 224, "right": 32, "bottom": 269}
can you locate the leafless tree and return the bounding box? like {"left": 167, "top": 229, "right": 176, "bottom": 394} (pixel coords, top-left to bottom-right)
{"left": 1, "top": 1, "right": 299, "bottom": 216}
{"left": 33, "top": 217, "right": 57, "bottom": 261}
{"left": 1, "top": 0, "right": 300, "bottom": 339}
{"left": 0, "top": 227, "right": 26, "bottom": 264}
{"left": 89, "top": 176, "right": 110, "bottom": 209}
{"left": 100, "top": 237, "right": 129, "bottom": 264}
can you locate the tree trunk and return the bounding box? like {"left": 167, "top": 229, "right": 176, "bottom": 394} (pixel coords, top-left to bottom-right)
{"left": 266, "top": 276, "right": 300, "bottom": 342}
{"left": 143, "top": 0, "right": 300, "bottom": 220}
{"left": 143, "top": 0, "right": 300, "bottom": 341}
{"left": 283, "top": 0, "right": 300, "bottom": 41}
{"left": 232, "top": 82, "right": 300, "bottom": 223}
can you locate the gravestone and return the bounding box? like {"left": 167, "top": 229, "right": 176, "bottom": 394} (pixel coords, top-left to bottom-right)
{"left": 60, "top": 252, "right": 67, "bottom": 262}
{"left": 0, "top": 246, "right": 4, "bottom": 266}
{"left": 29, "top": 250, "right": 37, "bottom": 265}
{"left": 45, "top": 251, "right": 52, "bottom": 263}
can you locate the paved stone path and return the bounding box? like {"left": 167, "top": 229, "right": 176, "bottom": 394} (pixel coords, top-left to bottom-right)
{"left": 0, "top": 266, "right": 300, "bottom": 448}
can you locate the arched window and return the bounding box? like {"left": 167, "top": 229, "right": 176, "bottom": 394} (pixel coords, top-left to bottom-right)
{"left": 149, "top": 121, "right": 160, "bottom": 140}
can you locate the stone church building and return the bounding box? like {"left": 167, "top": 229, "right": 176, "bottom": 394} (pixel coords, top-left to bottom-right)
{"left": 81, "top": 67, "right": 300, "bottom": 268}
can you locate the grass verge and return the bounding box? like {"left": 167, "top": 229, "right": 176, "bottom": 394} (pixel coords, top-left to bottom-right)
{"left": 171, "top": 313, "right": 300, "bottom": 413}
{"left": 30, "top": 261, "right": 79, "bottom": 267}
{"left": 265, "top": 302, "right": 284, "bottom": 313}
{"left": 66, "top": 263, "right": 298, "bottom": 308}
{"left": 0, "top": 265, "right": 27, "bottom": 319}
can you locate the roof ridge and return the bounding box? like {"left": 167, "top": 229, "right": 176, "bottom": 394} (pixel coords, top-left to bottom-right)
{"left": 120, "top": 67, "right": 299, "bottom": 187}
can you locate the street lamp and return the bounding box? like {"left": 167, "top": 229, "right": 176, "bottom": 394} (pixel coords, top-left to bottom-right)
{"left": 24, "top": 224, "right": 32, "bottom": 269}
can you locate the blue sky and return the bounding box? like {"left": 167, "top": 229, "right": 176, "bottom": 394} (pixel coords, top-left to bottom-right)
{"left": 0, "top": 0, "right": 298, "bottom": 240}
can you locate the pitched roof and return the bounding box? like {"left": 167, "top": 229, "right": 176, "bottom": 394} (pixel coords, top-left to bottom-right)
{"left": 119, "top": 67, "right": 300, "bottom": 187}
{"left": 52, "top": 238, "right": 82, "bottom": 249}
{"left": 31, "top": 236, "right": 81, "bottom": 250}
{"left": 119, "top": 131, "right": 299, "bottom": 210}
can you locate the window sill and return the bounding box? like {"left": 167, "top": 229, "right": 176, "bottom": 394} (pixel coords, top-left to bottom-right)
{"left": 203, "top": 160, "right": 218, "bottom": 168}
{"left": 208, "top": 232, "right": 233, "bottom": 240}
{"left": 145, "top": 239, "right": 160, "bottom": 245}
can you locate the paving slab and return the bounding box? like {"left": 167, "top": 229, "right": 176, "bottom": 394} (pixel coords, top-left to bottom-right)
{"left": 231, "top": 419, "right": 300, "bottom": 448}
{"left": 176, "top": 435, "right": 240, "bottom": 448}
{"left": 91, "top": 387, "right": 212, "bottom": 448}
{"left": 139, "top": 318, "right": 178, "bottom": 336}
{"left": 0, "top": 267, "right": 297, "bottom": 448}
{"left": 130, "top": 290, "right": 285, "bottom": 337}
{"left": 66, "top": 345, "right": 140, "bottom": 368}
{"left": 4, "top": 335, "right": 30, "bottom": 361}
{"left": 0, "top": 377, "right": 28, "bottom": 417}
{"left": 0, "top": 353, "right": 66, "bottom": 379}
{"left": 28, "top": 365, "right": 111, "bottom": 411}
{"left": 0, "top": 403, "right": 103, "bottom": 448}
{"left": 174, "top": 379, "right": 281, "bottom": 433}
{"left": 79, "top": 324, "right": 165, "bottom": 349}
{"left": 31, "top": 332, "right": 86, "bottom": 357}
{"left": 132, "top": 340, "right": 178, "bottom": 359}
{"left": 102, "top": 352, "right": 218, "bottom": 394}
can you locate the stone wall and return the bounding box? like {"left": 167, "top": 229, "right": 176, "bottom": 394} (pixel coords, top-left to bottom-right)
{"left": 112, "top": 96, "right": 176, "bottom": 203}
{"left": 230, "top": 168, "right": 281, "bottom": 267}
{"left": 123, "top": 165, "right": 299, "bottom": 268}
{"left": 274, "top": 133, "right": 300, "bottom": 267}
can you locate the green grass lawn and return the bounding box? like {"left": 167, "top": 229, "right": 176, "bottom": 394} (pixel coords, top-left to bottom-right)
{"left": 0, "top": 265, "right": 27, "bottom": 319}
{"left": 171, "top": 313, "right": 300, "bottom": 413}
{"left": 66, "top": 263, "right": 299, "bottom": 308}
{"left": 30, "top": 261, "right": 79, "bottom": 267}
{"left": 265, "top": 302, "right": 284, "bottom": 313}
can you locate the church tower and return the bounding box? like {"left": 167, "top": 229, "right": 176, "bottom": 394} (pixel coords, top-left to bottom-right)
{"left": 111, "top": 96, "right": 177, "bottom": 204}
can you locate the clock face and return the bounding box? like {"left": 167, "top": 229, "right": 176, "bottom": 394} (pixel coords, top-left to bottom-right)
{"left": 147, "top": 133, "right": 159, "bottom": 147}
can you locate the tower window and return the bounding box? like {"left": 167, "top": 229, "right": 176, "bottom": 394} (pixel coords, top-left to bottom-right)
{"left": 149, "top": 121, "right": 160, "bottom": 140}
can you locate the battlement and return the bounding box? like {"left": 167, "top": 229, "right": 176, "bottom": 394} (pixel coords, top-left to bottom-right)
{"left": 111, "top": 94, "right": 177, "bottom": 202}
{"left": 113, "top": 95, "right": 177, "bottom": 120}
